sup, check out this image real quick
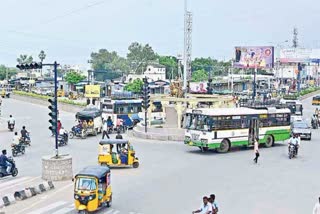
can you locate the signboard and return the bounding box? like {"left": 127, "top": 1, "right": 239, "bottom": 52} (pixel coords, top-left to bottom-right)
{"left": 234, "top": 46, "right": 274, "bottom": 68}
{"left": 189, "top": 82, "right": 207, "bottom": 93}
{"left": 85, "top": 85, "right": 100, "bottom": 98}
{"left": 280, "top": 48, "right": 320, "bottom": 63}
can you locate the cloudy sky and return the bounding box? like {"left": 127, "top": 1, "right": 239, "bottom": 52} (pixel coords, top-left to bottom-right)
{"left": 1, "top": 0, "right": 320, "bottom": 66}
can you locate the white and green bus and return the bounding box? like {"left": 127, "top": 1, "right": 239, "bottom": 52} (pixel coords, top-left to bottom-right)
{"left": 184, "top": 107, "right": 291, "bottom": 153}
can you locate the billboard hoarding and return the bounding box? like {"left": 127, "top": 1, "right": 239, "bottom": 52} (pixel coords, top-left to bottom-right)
{"left": 234, "top": 46, "right": 274, "bottom": 68}
{"left": 280, "top": 48, "right": 320, "bottom": 63}
{"left": 85, "top": 85, "right": 100, "bottom": 98}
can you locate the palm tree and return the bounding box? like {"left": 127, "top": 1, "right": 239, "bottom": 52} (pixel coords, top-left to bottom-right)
{"left": 38, "top": 50, "right": 46, "bottom": 77}
{"left": 17, "top": 54, "right": 33, "bottom": 65}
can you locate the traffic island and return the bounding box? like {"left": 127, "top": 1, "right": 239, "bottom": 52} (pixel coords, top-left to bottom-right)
{"left": 130, "top": 124, "right": 184, "bottom": 141}
{"left": 42, "top": 155, "right": 73, "bottom": 181}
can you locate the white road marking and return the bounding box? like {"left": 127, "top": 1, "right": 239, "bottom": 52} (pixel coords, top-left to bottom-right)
{"left": 0, "top": 176, "right": 41, "bottom": 192}
{"left": 26, "top": 201, "right": 68, "bottom": 214}
{"left": 50, "top": 204, "right": 75, "bottom": 214}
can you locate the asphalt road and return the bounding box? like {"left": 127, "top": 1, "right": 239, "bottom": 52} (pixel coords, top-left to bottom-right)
{"left": 0, "top": 96, "right": 319, "bottom": 214}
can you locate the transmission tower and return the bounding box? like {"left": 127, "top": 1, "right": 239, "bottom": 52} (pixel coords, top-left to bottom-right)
{"left": 292, "top": 27, "right": 298, "bottom": 48}
{"left": 183, "top": 0, "right": 192, "bottom": 89}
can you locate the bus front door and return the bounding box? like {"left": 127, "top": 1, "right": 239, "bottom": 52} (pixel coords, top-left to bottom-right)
{"left": 248, "top": 118, "right": 259, "bottom": 145}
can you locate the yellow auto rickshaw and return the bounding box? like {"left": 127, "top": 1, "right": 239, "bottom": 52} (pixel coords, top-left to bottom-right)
{"left": 98, "top": 139, "right": 139, "bottom": 168}
{"left": 74, "top": 165, "right": 112, "bottom": 214}
{"left": 312, "top": 96, "right": 320, "bottom": 105}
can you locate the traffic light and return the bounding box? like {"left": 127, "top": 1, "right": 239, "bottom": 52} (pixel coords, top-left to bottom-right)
{"left": 142, "top": 80, "right": 150, "bottom": 110}
{"left": 207, "top": 78, "right": 213, "bottom": 94}
{"left": 48, "top": 98, "right": 57, "bottom": 133}
{"left": 16, "top": 62, "right": 42, "bottom": 70}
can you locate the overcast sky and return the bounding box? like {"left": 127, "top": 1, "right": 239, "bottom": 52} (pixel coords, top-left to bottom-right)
{"left": 1, "top": 0, "right": 320, "bottom": 66}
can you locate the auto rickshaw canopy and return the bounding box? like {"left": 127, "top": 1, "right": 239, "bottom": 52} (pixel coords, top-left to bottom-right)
{"left": 99, "top": 139, "right": 129, "bottom": 145}
{"left": 75, "top": 165, "right": 110, "bottom": 179}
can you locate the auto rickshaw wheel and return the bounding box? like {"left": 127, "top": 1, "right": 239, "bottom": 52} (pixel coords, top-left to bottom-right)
{"left": 133, "top": 162, "right": 139, "bottom": 168}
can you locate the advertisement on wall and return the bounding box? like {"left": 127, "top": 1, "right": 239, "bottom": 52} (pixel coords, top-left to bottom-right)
{"left": 234, "top": 46, "right": 274, "bottom": 68}
{"left": 189, "top": 82, "right": 208, "bottom": 93}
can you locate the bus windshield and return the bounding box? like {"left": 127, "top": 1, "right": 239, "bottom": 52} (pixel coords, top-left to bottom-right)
{"left": 185, "top": 114, "right": 210, "bottom": 131}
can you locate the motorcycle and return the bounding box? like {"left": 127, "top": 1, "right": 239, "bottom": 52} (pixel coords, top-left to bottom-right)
{"left": 107, "top": 125, "right": 114, "bottom": 134}
{"left": 312, "top": 119, "right": 318, "bottom": 129}
{"left": 11, "top": 143, "right": 25, "bottom": 157}
{"left": 58, "top": 133, "right": 69, "bottom": 147}
{"left": 0, "top": 157, "right": 18, "bottom": 177}
{"left": 288, "top": 144, "right": 297, "bottom": 159}
{"left": 20, "top": 133, "right": 31, "bottom": 146}
{"left": 69, "top": 126, "right": 87, "bottom": 139}
{"left": 8, "top": 123, "right": 14, "bottom": 132}
{"left": 115, "top": 124, "right": 126, "bottom": 133}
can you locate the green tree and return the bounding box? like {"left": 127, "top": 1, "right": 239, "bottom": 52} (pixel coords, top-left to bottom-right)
{"left": 124, "top": 78, "right": 143, "bottom": 93}
{"left": 17, "top": 54, "right": 33, "bottom": 64}
{"left": 192, "top": 57, "right": 231, "bottom": 76}
{"left": 38, "top": 50, "right": 46, "bottom": 77}
{"left": 127, "top": 42, "right": 158, "bottom": 74}
{"left": 90, "top": 49, "right": 128, "bottom": 73}
{"left": 159, "top": 56, "right": 178, "bottom": 79}
{"left": 0, "top": 65, "right": 18, "bottom": 80}
{"left": 65, "top": 71, "right": 86, "bottom": 85}
{"left": 191, "top": 69, "right": 208, "bottom": 82}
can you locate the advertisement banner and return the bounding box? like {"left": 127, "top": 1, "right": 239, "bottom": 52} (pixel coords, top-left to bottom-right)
{"left": 279, "top": 48, "right": 312, "bottom": 63}
{"left": 234, "top": 46, "right": 274, "bottom": 68}
{"left": 189, "top": 82, "right": 208, "bottom": 93}
{"left": 85, "top": 85, "right": 100, "bottom": 98}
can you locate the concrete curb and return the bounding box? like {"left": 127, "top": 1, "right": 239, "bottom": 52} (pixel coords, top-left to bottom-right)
{"left": 131, "top": 124, "right": 185, "bottom": 141}
{"left": 4, "top": 181, "right": 55, "bottom": 205}
{"left": 299, "top": 89, "right": 320, "bottom": 100}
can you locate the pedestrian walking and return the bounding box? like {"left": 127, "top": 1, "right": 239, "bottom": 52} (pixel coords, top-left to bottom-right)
{"left": 102, "top": 120, "right": 110, "bottom": 139}
{"left": 313, "top": 197, "right": 320, "bottom": 214}
{"left": 192, "top": 196, "right": 212, "bottom": 214}
{"left": 253, "top": 137, "right": 259, "bottom": 164}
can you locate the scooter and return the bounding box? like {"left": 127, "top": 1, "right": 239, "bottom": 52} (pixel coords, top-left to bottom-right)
{"left": 58, "top": 133, "right": 69, "bottom": 147}
{"left": 0, "top": 157, "right": 18, "bottom": 177}
{"left": 8, "top": 123, "right": 14, "bottom": 132}
{"left": 11, "top": 143, "right": 25, "bottom": 157}
{"left": 288, "top": 144, "right": 297, "bottom": 159}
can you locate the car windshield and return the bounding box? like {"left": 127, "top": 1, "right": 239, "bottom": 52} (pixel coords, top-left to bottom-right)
{"left": 75, "top": 177, "right": 97, "bottom": 191}
{"left": 293, "top": 122, "right": 308, "bottom": 129}
{"left": 184, "top": 114, "right": 209, "bottom": 131}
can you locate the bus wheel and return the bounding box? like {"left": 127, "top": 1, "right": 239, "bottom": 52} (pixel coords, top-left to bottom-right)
{"left": 265, "top": 135, "right": 274, "bottom": 148}
{"left": 217, "top": 139, "right": 230, "bottom": 153}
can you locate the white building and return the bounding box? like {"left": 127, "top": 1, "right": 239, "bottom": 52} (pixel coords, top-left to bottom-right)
{"left": 126, "top": 64, "right": 166, "bottom": 82}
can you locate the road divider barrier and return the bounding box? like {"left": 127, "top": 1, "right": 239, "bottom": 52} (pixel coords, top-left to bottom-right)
{"left": 5, "top": 181, "right": 55, "bottom": 206}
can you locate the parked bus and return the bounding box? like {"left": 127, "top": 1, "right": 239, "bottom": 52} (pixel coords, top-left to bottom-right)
{"left": 101, "top": 98, "right": 165, "bottom": 128}
{"left": 184, "top": 107, "right": 291, "bottom": 153}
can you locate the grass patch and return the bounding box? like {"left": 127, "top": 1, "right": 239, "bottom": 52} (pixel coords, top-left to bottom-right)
{"left": 13, "top": 90, "right": 87, "bottom": 106}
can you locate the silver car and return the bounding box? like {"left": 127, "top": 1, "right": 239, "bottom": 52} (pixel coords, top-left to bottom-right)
{"left": 291, "top": 120, "right": 312, "bottom": 140}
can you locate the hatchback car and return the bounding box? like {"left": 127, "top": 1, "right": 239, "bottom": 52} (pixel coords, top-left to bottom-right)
{"left": 291, "top": 120, "right": 312, "bottom": 140}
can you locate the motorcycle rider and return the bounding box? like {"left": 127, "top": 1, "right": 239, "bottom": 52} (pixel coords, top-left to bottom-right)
{"left": 115, "top": 130, "right": 124, "bottom": 152}
{"left": 0, "top": 150, "right": 12, "bottom": 174}
{"left": 59, "top": 126, "right": 68, "bottom": 143}
{"left": 7, "top": 115, "right": 15, "bottom": 129}
{"left": 12, "top": 132, "right": 20, "bottom": 146}
{"left": 312, "top": 114, "right": 318, "bottom": 129}
{"left": 288, "top": 134, "right": 300, "bottom": 155}
{"left": 20, "top": 126, "right": 30, "bottom": 142}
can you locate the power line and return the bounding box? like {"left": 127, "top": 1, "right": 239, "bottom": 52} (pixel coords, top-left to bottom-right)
{"left": 40, "top": 0, "right": 108, "bottom": 25}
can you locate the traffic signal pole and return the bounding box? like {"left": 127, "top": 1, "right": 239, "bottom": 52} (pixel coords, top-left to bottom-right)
{"left": 53, "top": 61, "right": 58, "bottom": 157}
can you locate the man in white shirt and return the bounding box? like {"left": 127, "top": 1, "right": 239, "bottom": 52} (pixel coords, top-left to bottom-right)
{"left": 313, "top": 197, "right": 320, "bottom": 214}
{"left": 102, "top": 121, "right": 110, "bottom": 139}
{"left": 192, "top": 196, "right": 213, "bottom": 214}
{"left": 288, "top": 134, "right": 299, "bottom": 155}
{"left": 12, "top": 132, "right": 20, "bottom": 146}
{"left": 7, "top": 115, "right": 15, "bottom": 127}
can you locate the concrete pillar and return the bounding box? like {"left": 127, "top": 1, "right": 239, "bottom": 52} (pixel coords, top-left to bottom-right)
{"left": 42, "top": 155, "right": 73, "bottom": 181}
{"left": 175, "top": 102, "right": 183, "bottom": 128}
